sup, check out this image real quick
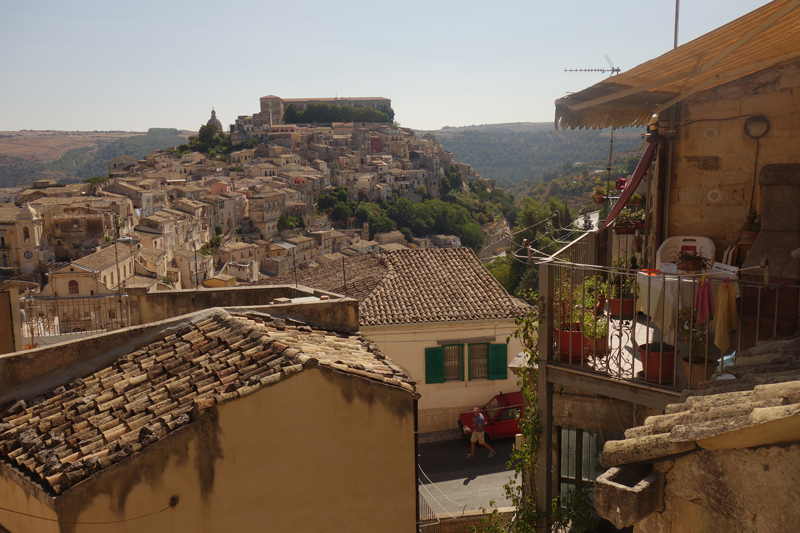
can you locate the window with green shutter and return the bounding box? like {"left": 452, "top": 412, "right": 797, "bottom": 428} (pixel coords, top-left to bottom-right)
{"left": 442, "top": 345, "right": 464, "bottom": 381}
{"left": 468, "top": 343, "right": 489, "bottom": 380}
{"left": 487, "top": 343, "right": 508, "bottom": 380}
{"left": 425, "top": 347, "right": 445, "bottom": 384}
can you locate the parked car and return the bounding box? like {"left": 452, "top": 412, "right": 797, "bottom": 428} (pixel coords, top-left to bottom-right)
{"left": 457, "top": 391, "right": 523, "bottom": 441}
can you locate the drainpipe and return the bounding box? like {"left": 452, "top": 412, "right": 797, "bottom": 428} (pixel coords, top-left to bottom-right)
{"left": 663, "top": 106, "right": 677, "bottom": 242}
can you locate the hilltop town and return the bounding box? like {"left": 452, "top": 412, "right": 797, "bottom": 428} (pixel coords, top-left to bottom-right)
{"left": 0, "top": 94, "right": 513, "bottom": 298}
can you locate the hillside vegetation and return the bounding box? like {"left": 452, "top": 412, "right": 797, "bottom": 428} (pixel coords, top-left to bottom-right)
{"left": 426, "top": 123, "right": 644, "bottom": 196}
{"left": 0, "top": 128, "right": 187, "bottom": 188}
{"left": 0, "top": 155, "right": 68, "bottom": 188}
{"left": 44, "top": 128, "right": 186, "bottom": 179}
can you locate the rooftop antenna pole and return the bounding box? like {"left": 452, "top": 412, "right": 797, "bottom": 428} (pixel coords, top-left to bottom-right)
{"left": 564, "top": 55, "right": 620, "bottom": 76}
{"left": 674, "top": 0, "right": 680, "bottom": 49}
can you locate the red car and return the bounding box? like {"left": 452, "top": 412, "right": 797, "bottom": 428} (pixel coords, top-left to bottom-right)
{"left": 458, "top": 391, "right": 523, "bottom": 441}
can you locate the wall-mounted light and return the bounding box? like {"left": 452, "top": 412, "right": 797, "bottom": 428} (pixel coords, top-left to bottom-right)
{"left": 744, "top": 115, "right": 770, "bottom": 139}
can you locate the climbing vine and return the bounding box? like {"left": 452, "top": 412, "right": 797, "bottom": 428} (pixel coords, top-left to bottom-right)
{"left": 475, "top": 295, "right": 600, "bottom": 532}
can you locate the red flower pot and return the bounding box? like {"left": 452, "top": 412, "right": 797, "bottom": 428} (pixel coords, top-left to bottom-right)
{"left": 638, "top": 344, "right": 677, "bottom": 384}
{"left": 555, "top": 327, "right": 586, "bottom": 363}
{"left": 607, "top": 297, "right": 635, "bottom": 319}
{"left": 593, "top": 194, "right": 604, "bottom": 204}
{"left": 584, "top": 335, "right": 609, "bottom": 357}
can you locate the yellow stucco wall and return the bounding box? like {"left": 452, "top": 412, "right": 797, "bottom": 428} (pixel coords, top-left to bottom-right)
{"left": 0, "top": 467, "right": 60, "bottom": 533}
{"left": 4, "top": 367, "right": 415, "bottom": 533}
{"left": 363, "top": 318, "right": 525, "bottom": 433}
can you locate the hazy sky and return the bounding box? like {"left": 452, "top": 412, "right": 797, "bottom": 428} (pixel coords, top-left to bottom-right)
{"left": 0, "top": 0, "right": 768, "bottom": 132}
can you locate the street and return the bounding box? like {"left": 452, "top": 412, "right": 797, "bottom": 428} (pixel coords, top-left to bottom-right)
{"left": 417, "top": 436, "right": 517, "bottom": 517}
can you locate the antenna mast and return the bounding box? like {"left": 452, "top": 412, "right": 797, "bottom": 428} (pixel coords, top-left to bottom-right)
{"left": 564, "top": 54, "right": 621, "bottom": 75}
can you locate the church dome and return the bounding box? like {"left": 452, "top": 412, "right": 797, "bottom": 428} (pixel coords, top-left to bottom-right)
{"left": 207, "top": 108, "right": 223, "bottom": 132}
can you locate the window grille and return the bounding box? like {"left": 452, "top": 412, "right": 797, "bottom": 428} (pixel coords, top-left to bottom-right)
{"left": 443, "top": 345, "right": 463, "bottom": 381}
{"left": 469, "top": 344, "right": 489, "bottom": 379}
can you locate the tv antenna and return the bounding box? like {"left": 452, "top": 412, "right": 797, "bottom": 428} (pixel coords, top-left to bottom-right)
{"left": 564, "top": 54, "right": 620, "bottom": 75}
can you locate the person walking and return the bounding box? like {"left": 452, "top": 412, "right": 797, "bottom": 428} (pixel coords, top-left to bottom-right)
{"left": 465, "top": 407, "right": 496, "bottom": 458}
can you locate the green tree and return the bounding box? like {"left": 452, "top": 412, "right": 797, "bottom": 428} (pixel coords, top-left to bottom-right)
{"left": 277, "top": 215, "right": 291, "bottom": 232}
{"left": 378, "top": 104, "right": 395, "bottom": 122}
{"left": 331, "top": 203, "right": 353, "bottom": 225}
{"left": 198, "top": 123, "right": 218, "bottom": 146}
{"left": 283, "top": 103, "right": 302, "bottom": 124}
{"left": 369, "top": 214, "right": 396, "bottom": 237}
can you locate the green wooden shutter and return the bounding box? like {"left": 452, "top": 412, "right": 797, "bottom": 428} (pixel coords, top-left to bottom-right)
{"left": 425, "top": 347, "right": 445, "bottom": 384}
{"left": 487, "top": 344, "right": 508, "bottom": 380}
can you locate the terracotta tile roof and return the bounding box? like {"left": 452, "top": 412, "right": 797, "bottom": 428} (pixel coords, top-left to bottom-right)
{"left": 73, "top": 244, "right": 136, "bottom": 271}
{"left": 251, "top": 249, "right": 530, "bottom": 326}
{"left": 602, "top": 336, "right": 800, "bottom": 468}
{"left": 0, "top": 309, "right": 412, "bottom": 495}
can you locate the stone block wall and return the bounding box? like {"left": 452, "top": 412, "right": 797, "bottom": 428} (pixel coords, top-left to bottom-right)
{"left": 667, "top": 57, "right": 800, "bottom": 258}
{"left": 635, "top": 446, "right": 800, "bottom": 533}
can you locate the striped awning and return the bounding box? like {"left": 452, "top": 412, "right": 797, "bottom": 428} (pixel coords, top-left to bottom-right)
{"left": 555, "top": 0, "right": 800, "bottom": 130}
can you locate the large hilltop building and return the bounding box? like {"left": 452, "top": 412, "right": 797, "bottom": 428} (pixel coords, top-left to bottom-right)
{"left": 238, "top": 94, "right": 392, "bottom": 130}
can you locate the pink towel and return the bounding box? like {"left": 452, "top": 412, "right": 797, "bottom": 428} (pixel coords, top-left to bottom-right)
{"left": 694, "top": 280, "right": 714, "bottom": 325}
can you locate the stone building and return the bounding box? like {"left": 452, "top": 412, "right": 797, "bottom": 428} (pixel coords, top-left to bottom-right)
{"left": 0, "top": 307, "right": 416, "bottom": 533}
{"left": 595, "top": 336, "right": 800, "bottom": 532}
{"left": 529, "top": 2, "right": 800, "bottom": 527}
{"left": 254, "top": 248, "right": 531, "bottom": 432}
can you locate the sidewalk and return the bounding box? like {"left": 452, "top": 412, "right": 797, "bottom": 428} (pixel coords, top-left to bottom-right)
{"left": 418, "top": 428, "right": 462, "bottom": 444}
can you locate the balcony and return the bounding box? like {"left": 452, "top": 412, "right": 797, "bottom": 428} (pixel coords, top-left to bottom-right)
{"left": 535, "top": 230, "right": 796, "bottom": 408}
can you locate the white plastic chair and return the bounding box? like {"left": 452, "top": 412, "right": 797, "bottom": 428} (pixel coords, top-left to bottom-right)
{"left": 656, "top": 236, "right": 715, "bottom": 267}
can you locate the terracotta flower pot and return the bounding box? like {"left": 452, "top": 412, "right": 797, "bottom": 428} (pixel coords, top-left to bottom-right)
{"left": 584, "top": 335, "right": 609, "bottom": 357}
{"left": 681, "top": 357, "right": 716, "bottom": 389}
{"left": 676, "top": 259, "right": 703, "bottom": 272}
{"left": 607, "top": 297, "right": 635, "bottom": 319}
{"left": 638, "top": 343, "right": 677, "bottom": 384}
{"left": 593, "top": 194, "right": 604, "bottom": 204}
{"left": 555, "top": 326, "right": 586, "bottom": 363}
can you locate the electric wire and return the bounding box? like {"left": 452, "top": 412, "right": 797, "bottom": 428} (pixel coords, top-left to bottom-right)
{"left": 417, "top": 464, "right": 471, "bottom": 511}
{"left": 0, "top": 499, "right": 176, "bottom": 525}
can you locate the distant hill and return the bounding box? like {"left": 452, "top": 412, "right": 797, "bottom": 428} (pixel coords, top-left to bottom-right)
{"left": 0, "top": 128, "right": 188, "bottom": 187}
{"left": 419, "top": 123, "right": 644, "bottom": 197}
{"left": 0, "top": 155, "right": 69, "bottom": 188}
{"left": 44, "top": 128, "right": 187, "bottom": 179}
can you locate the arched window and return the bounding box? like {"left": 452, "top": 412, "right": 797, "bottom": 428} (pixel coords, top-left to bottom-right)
{"left": 103, "top": 275, "right": 107, "bottom": 285}
{"left": 111, "top": 272, "right": 115, "bottom": 285}
{"left": 68, "top": 280, "right": 79, "bottom": 294}
{"left": 23, "top": 227, "right": 30, "bottom": 243}
{"left": 123, "top": 265, "right": 126, "bottom": 277}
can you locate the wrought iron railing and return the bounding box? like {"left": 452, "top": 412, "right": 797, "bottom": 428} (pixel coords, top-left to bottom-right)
{"left": 541, "top": 259, "right": 796, "bottom": 392}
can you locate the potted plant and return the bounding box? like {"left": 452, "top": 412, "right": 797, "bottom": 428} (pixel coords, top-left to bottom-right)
{"left": 613, "top": 209, "right": 642, "bottom": 235}
{"left": 637, "top": 342, "right": 677, "bottom": 384}
{"left": 627, "top": 193, "right": 643, "bottom": 206}
{"left": 582, "top": 313, "right": 609, "bottom": 357}
{"left": 606, "top": 254, "right": 637, "bottom": 318}
{"left": 553, "top": 279, "right": 587, "bottom": 363}
{"left": 677, "top": 308, "right": 717, "bottom": 388}
{"left": 675, "top": 250, "right": 707, "bottom": 272}
{"left": 742, "top": 207, "right": 760, "bottom": 241}
{"left": 592, "top": 182, "right": 606, "bottom": 204}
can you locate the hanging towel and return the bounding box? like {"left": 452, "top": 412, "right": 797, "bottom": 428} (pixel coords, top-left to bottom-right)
{"left": 712, "top": 282, "right": 738, "bottom": 354}
{"left": 694, "top": 280, "right": 714, "bottom": 325}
